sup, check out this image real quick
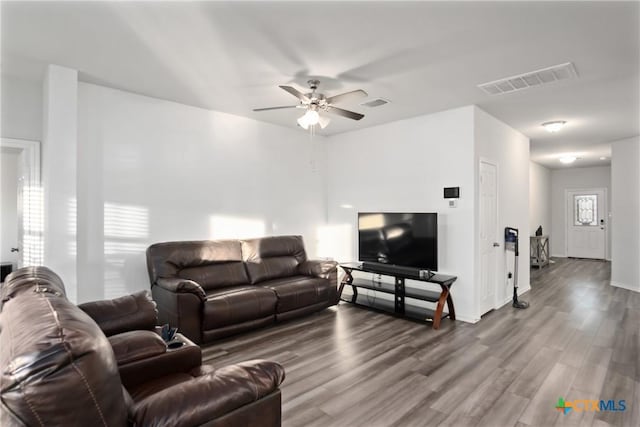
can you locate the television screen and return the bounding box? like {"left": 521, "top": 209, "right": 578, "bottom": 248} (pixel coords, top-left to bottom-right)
{"left": 358, "top": 212, "right": 438, "bottom": 271}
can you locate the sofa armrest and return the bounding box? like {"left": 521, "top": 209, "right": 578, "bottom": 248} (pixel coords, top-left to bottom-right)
{"left": 78, "top": 290, "right": 158, "bottom": 336}
{"left": 298, "top": 259, "right": 338, "bottom": 279}
{"left": 109, "top": 330, "right": 167, "bottom": 366}
{"left": 132, "top": 360, "right": 285, "bottom": 427}
{"left": 117, "top": 333, "right": 202, "bottom": 389}
{"left": 154, "top": 278, "right": 206, "bottom": 302}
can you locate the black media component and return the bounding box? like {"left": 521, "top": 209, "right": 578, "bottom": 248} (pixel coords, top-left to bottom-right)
{"left": 395, "top": 277, "right": 405, "bottom": 314}
{"left": 1, "top": 263, "right": 14, "bottom": 283}
{"left": 358, "top": 212, "right": 438, "bottom": 272}
{"left": 443, "top": 187, "right": 460, "bottom": 199}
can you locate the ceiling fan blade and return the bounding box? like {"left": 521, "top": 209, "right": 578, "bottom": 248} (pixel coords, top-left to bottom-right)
{"left": 279, "top": 85, "right": 310, "bottom": 102}
{"left": 253, "top": 106, "right": 299, "bottom": 112}
{"left": 326, "top": 89, "right": 368, "bottom": 105}
{"left": 326, "top": 106, "right": 364, "bottom": 121}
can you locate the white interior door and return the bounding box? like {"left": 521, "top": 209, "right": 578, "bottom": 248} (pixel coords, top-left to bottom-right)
{"left": 1, "top": 138, "right": 42, "bottom": 268}
{"left": 567, "top": 188, "right": 606, "bottom": 259}
{"left": 1, "top": 149, "right": 20, "bottom": 266}
{"left": 479, "top": 161, "right": 498, "bottom": 315}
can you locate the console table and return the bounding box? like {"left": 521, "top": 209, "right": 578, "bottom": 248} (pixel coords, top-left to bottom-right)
{"left": 530, "top": 235, "right": 550, "bottom": 268}
{"left": 338, "top": 262, "right": 456, "bottom": 329}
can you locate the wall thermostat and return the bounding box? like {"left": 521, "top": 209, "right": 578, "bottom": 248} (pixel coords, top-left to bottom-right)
{"left": 444, "top": 187, "right": 460, "bottom": 199}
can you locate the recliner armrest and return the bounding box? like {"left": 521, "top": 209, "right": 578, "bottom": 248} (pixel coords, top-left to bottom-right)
{"left": 132, "top": 359, "right": 285, "bottom": 426}
{"left": 155, "top": 278, "right": 206, "bottom": 302}
{"left": 78, "top": 290, "right": 158, "bottom": 336}
{"left": 109, "top": 330, "right": 167, "bottom": 366}
{"left": 298, "top": 259, "right": 338, "bottom": 279}
{"left": 117, "top": 333, "right": 202, "bottom": 389}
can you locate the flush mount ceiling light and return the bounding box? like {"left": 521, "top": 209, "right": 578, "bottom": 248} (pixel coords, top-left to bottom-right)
{"left": 253, "top": 80, "right": 366, "bottom": 133}
{"left": 542, "top": 121, "right": 567, "bottom": 133}
{"left": 559, "top": 156, "right": 577, "bottom": 164}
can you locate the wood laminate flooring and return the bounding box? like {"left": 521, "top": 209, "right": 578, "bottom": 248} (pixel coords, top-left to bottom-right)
{"left": 201, "top": 258, "right": 639, "bottom": 427}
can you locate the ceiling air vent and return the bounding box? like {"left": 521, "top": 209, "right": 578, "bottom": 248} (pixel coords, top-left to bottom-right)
{"left": 360, "top": 98, "right": 390, "bottom": 108}
{"left": 478, "top": 62, "right": 578, "bottom": 96}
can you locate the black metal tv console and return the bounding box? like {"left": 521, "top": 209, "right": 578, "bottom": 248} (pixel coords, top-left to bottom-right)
{"left": 338, "top": 262, "right": 456, "bottom": 329}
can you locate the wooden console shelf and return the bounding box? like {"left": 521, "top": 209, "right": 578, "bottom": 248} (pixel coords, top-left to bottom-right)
{"left": 338, "top": 262, "right": 456, "bottom": 329}
{"left": 530, "top": 235, "right": 550, "bottom": 269}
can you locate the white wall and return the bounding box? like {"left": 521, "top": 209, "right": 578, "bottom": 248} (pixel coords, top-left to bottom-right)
{"left": 550, "top": 166, "right": 612, "bottom": 258}
{"left": 76, "top": 82, "right": 327, "bottom": 301}
{"left": 1, "top": 74, "right": 43, "bottom": 141}
{"left": 611, "top": 136, "right": 639, "bottom": 292}
{"left": 529, "top": 161, "right": 551, "bottom": 236}
{"left": 1, "top": 150, "right": 19, "bottom": 264}
{"left": 326, "top": 106, "right": 478, "bottom": 321}
{"left": 42, "top": 65, "right": 78, "bottom": 301}
{"left": 474, "top": 107, "right": 530, "bottom": 307}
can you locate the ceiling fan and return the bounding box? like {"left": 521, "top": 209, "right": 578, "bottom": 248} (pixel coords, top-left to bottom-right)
{"left": 253, "top": 80, "right": 367, "bottom": 130}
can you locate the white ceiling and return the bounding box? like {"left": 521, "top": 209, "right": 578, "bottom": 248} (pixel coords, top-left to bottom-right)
{"left": 2, "top": 1, "right": 638, "bottom": 169}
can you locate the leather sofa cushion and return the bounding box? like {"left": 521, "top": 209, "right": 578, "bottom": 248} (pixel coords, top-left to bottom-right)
{"left": 178, "top": 261, "right": 249, "bottom": 291}
{"left": 130, "top": 360, "right": 285, "bottom": 427}
{"left": 203, "top": 286, "right": 277, "bottom": 329}
{"left": 0, "top": 273, "right": 128, "bottom": 426}
{"left": 242, "top": 236, "right": 307, "bottom": 284}
{"left": 79, "top": 290, "right": 158, "bottom": 336}
{"left": 1, "top": 266, "right": 66, "bottom": 311}
{"left": 260, "top": 275, "right": 331, "bottom": 313}
{"left": 147, "top": 240, "right": 248, "bottom": 284}
{"left": 109, "top": 330, "right": 167, "bottom": 366}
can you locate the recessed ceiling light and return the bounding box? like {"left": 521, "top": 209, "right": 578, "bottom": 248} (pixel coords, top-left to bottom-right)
{"left": 599, "top": 157, "right": 607, "bottom": 160}
{"left": 559, "top": 156, "right": 577, "bottom": 164}
{"left": 542, "top": 121, "right": 567, "bottom": 132}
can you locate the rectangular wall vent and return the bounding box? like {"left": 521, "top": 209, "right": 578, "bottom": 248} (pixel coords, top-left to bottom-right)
{"left": 360, "top": 98, "right": 390, "bottom": 108}
{"left": 478, "top": 62, "right": 578, "bottom": 96}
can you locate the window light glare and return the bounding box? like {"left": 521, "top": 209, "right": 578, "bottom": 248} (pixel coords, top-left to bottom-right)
{"left": 542, "top": 121, "right": 567, "bottom": 133}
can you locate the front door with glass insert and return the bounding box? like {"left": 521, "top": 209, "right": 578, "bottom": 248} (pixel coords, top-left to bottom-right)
{"left": 566, "top": 188, "right": 607, "bottom": 259}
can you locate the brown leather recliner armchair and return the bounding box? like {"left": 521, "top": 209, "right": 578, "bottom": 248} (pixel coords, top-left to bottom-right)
{"left": 147, "top": 235, "right": 338, "bottom": 344}
{"left": 0, "top": 267, "right": 285, "bottom": 426}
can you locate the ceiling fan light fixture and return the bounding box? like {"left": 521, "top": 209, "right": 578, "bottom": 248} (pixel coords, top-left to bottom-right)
{"left": 542, "top": 120, "right": 567, "bottom": 132}
{"left": 318, "top": 115, "right": 331, "bottom": 129}
{"left": 297, "top": 109, "right": 320, "bottom": 130}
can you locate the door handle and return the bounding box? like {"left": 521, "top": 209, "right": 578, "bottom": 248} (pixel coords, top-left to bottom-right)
{"left": 493, "top": 242, "right": 500, "bottom": 247}
{"left": 11, "top": 248, "right": 19, "bottom": 253}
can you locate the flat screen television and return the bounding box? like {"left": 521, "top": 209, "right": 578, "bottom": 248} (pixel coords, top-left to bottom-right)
{"left": 358, "top": 212, "right": 438, "bottom": 272}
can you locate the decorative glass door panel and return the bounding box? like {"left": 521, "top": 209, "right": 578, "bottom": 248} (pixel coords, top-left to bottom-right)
{"left": 574, "top": 195, "right": 598, "bottom": 226}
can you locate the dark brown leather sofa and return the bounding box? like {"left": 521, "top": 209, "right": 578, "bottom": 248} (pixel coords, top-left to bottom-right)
{"left": 147, "top": 235, "right": 338, "bottom": 344}
{"left": 0, "top": 267, "right": 285, "bottom": 426}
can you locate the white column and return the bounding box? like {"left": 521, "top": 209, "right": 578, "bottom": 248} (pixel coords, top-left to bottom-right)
{"left": 610, "top": 136, "right": 640, "bottom": 292}
{"left": 42, "top": 65, "right": 78, "bottom": 301}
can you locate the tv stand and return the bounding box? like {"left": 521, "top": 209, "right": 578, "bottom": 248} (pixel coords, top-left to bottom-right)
{"left": 338, "top": 262, "right": 456, "bottom": 329}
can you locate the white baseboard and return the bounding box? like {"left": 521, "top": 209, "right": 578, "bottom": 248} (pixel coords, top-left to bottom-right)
{"left": 456, "top": 314, "right": 480, "bottom": 324}
{"left": 610, "top": 281, "right": 640, "bottom": 293}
